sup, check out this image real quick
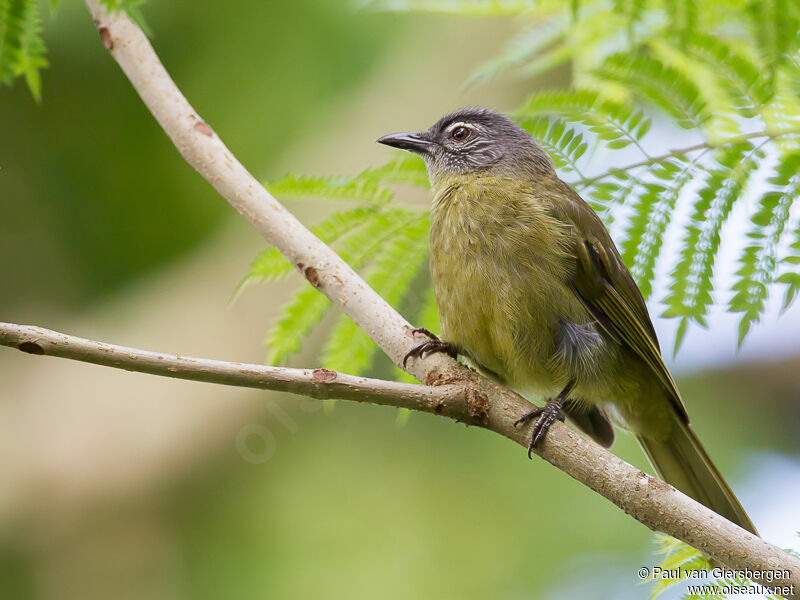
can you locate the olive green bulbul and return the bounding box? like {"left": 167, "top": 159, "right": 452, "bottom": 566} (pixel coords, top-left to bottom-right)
{"left": 378, "top": 107, "right": 757, "bottom": 535}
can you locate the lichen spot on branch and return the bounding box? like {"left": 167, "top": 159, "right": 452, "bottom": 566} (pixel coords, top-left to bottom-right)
{"left": 303, "top": 266, "right": 321, "bottom": 288}
{"left": 98, "top": 26, "right": 113, "bottom": 50}
{"left": 312, "top": 368, "right": 337, "bottom": 383}
{"left": 193, "top": 121, "right": 214, "bottom": 137}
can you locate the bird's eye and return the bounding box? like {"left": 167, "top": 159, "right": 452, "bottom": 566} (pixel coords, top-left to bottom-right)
{"left": 451, "top": 126, "right": 471, "bottom": 141}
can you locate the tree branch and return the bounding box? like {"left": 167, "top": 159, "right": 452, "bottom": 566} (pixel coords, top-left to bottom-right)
{"left": 0, "top": 323, "right": 463, "bottom": 412}
{"left": 574, "top": 127, "right": 800, "bottom": 188}
{"left": 26, "top": 0, "right": 793, "bottom": 593}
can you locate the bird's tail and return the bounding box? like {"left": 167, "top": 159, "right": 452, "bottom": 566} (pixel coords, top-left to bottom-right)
{"left": 636, "top": 418, "right": 757, "bottom": 535}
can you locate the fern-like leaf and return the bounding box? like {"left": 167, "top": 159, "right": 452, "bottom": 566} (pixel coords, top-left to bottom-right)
{"left": 364, "top": 153, "right": 430, "bottom": 187}
{"left": 777, "top": 252, "right": 800, "bottom": 312}
{"left": 613, "top": 0, "right": 645, "bottom": 43}
{"left": 265, "top": 286, "right": 332, "bottom": 366}
{"left": 0, "top": 0, "right": 47, "bottom": 101}
{"left": 467, "top": 16, "right": 568, "bottom": 87}
{"left": 662, "top": 143, "right": 762, "bottom": 352}
{"left": 649, "top": 536, "right": 793, "bottom": 599}
{"left": 358, "top": 0, "right": 536, "bottom": 16}
{"left": 98, "top": 0, "right": 149, "bottom": 33}
{"left": 265, "top": 207, "right": 423, "bottom": 364}
{"left": 664, "top": 0, "right": 697, "bottom": 47}
{"left": 244, "top": 206, "right": 378, "bottom": 287}
{"left": 267, "top": 154, "right": 429, "bottom": 205}
{"left": 389, "top": 282, "right": 442, "bottom": 385}
{"left": 519, "top": 116, "right": 588, "bottom": 175}
{"left": 593, "top": 53, "right": 709, "bottom": 129}
{"left": 684, "top": 32, "right": 770, "bottom": 115}
{"left": 746, "top": 0, "right": 800, "bottom": 86}
{"left": 322, "top": 215, "right": 430, "bottom": 375}
{"left": 267, "top": 173, "right": 394, "bottom": 204}
{"left": 580, "top": 170, "right": 638, "bottom": 225}
{"left": 414, "top": 284, "right": 440, "bottom": 335}
{"left": 737, "top": 153, "right": 800, "bottom": 328}
{"left": 518, "top": 89, "right": 651, "bottom": 152}
{"left": 621, "top": 156, "right": 695, "bottom": 298}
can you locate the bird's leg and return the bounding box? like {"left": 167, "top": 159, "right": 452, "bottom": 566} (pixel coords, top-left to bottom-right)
{"left": 402, "top": 328, "right": 457, "bottom": 368}
{"left": 514, "top": 381, "right": 575, "bottom": 458}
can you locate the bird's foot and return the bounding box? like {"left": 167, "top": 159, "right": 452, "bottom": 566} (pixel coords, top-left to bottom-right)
{"left": 514, "top": 397, "right": 566, "bottom": 458}
{"left": 402, "top": 328, "right": 457, "bottom": 368}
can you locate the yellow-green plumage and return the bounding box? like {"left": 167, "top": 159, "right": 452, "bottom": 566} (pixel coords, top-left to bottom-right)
{"left": 379, "top": 107, "right": 757, "bottom": 535}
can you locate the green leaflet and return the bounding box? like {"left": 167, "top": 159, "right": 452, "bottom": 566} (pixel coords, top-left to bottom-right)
{"left": 593, "top": 53, "right": 709, "bottom": 130}
{"left": 264, "top": 287, "right": 332, "bottom": 366}
{"left": 649, "top": 39, "right": 743, "bottom": 138}
{"left": 746, "top": 0, "right": 799, "bottom": 86}
{"left": 99, "top": 0, "right": 147, "bottom": 10}
{"left": 266, "top": 155, "right": 428, "bottom": 203}
{"left": 0, "top": 0, "right": 152, "bottom": 100}
{"left": 734, "top": 153, "right": 800, "bottom": 340}
{"left": 517, "top": 89, "right": 651, "bottom": 152}
{"left": 684, "top": 32, "right": 771, "bottom": 114}
{"left": 388, "top": 283, "right": 441, "bottom": 387}
{"left": 664, "top": 0, "right": 697, "bottom": 47}
{"left": 613, "top": 0, "right": 645, "bottom": 42}
{"left": 264, "top": 207, "right": 423, "bottom": 365}
{"left": 662, "top": 143, "right": 762, "bottom": 353}
{"left": 649, "top": 540, "right": 709, "bottom": 599}
{"left": 99, "top": 0, "right": 149, "bottom": 24}
{"left": 621, "top": 181, "right": 667, "bottom": 294}
{"left": 0, "top": 0, "right": 47, "bottom": 101}
{"left": 580, "top": 169, "right": 636, "bottom": 226}
{"left": 267, "top": 174, "right": 395, "bottom": 204}
{"left": 244, "top": 206, "right": 379, "bottom": 287}
{"left": 358, "top": 0, "right": 536, "bottom": 16}
{"left": 648, "top": 535, "right": 794, "bottom": 599}
{"left": 321, "top": 215, "right": 430, "bottom": 376}
{"left": 518, "top": 116, "right": 588, "bottom": 175}
{"left": 466, "top": 16, "right": 568, "bottom": 87}
{"left": 414, "top": 284, "right": 440, "bottom": 335}
{"left": 362, "top": 153, "right": 429, "bottom": 187}
{"left": 621, "top": 156, "right": 696, "bottom": 299}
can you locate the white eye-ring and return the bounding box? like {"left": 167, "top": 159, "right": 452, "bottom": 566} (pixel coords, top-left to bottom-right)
{"left": 447, "top": 122, "right": 472, "bottom": 141}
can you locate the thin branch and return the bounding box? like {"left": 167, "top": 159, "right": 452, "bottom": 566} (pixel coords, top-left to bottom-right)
{"left": 576, "top": 127, "right": 800, "bottom": 188}
{"left": 0, "top": 323, "right": 463, "bottom": 412}
{"left": 53, "top": 1, "right": 799, "bottom": 593}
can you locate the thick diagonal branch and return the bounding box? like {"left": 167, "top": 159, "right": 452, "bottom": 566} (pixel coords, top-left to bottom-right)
{"left": 60, "top": 0, "right": 800, "bottom": 593}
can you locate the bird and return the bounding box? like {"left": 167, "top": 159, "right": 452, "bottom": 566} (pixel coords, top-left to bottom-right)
{"left": 377, "top": 107, "right": 757, "bottom": 535}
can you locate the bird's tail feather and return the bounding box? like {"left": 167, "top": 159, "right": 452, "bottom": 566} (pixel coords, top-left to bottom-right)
{"left": 636, "top": 419, "right": 757, "bottom": 536}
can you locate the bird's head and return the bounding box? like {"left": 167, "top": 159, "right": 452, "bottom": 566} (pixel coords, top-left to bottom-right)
{"left": 377, "top": 107, "right": 554, "bottom": 185}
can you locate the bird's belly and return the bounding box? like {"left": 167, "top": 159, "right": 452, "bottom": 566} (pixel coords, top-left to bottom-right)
{"left": 431, "top": 247, "right": 608, "bottom": 397}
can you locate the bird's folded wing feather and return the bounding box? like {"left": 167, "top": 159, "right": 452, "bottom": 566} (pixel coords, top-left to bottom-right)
{"left": 555, "top": 186, "right": 688, "bottom": 423}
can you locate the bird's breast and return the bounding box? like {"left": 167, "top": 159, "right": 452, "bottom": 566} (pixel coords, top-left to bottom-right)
{"left": 428, "top": 183, "right": 587, "bottom": 392}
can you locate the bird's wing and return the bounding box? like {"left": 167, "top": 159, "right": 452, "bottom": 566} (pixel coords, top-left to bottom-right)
{"left": 555, "top": 183, "right": 689, "bottom": 423}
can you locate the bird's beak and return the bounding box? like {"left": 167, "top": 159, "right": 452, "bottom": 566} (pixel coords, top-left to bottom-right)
{"left": 377, "top": 131, "right": 432, "bottom": 154}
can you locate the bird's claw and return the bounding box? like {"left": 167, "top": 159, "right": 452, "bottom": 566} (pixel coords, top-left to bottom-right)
{"left": 402, "top": 328, "right": 457, "bottom": 368}
{"left": 514, "top": 399, "right": 566, "bottom": 458}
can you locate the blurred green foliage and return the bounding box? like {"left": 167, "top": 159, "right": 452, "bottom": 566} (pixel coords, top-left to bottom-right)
{"left": 0, "top": 0, "right": 396, "bottom": 312}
